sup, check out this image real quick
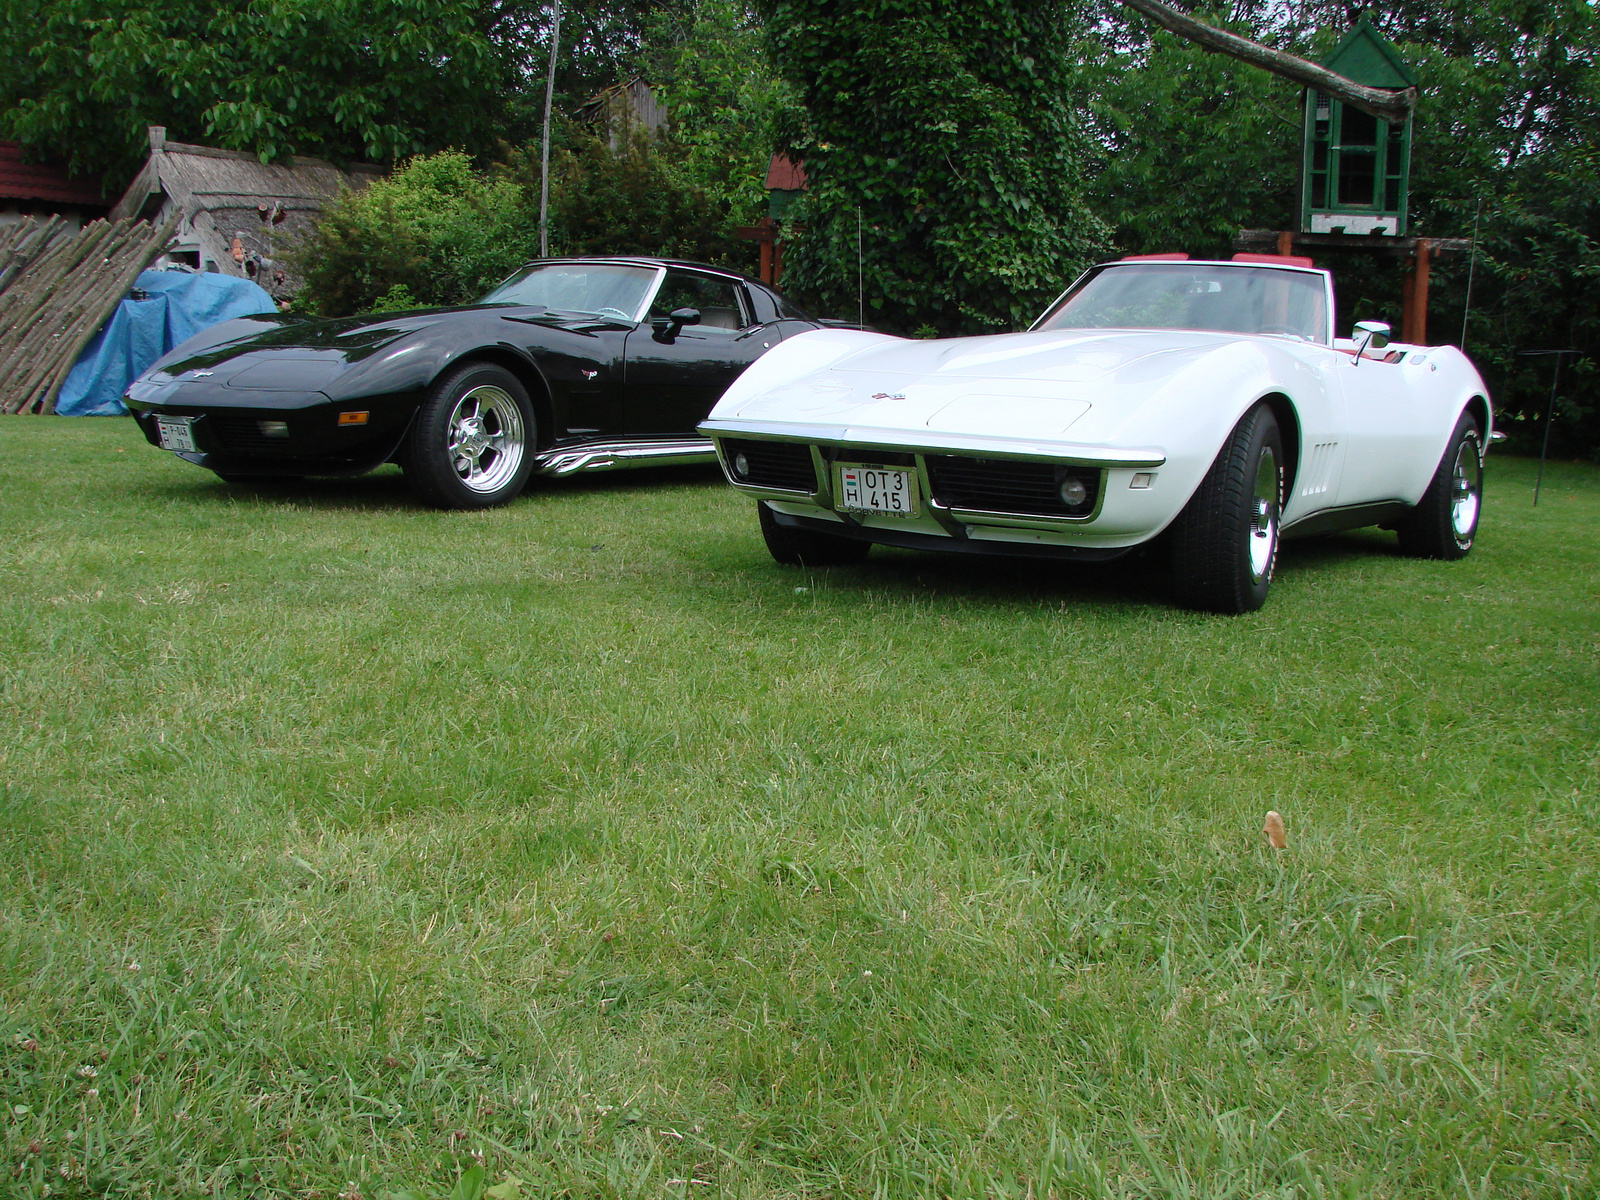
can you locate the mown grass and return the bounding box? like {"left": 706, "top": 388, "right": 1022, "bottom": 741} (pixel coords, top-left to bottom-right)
{"left": 1, "top": 417, "right": 1596, "bottom": 1200}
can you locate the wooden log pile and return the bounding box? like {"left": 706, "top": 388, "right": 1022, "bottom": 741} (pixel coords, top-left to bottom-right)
{"left": 0, "top": 214, "right": 178, "bottom": 414}
{"left": 0, "top": 215, "right": 76, "bottom": 296}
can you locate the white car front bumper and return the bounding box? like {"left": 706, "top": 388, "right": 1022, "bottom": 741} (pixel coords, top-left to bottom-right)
{"left": 699, "top": 419, "right": 1192, "bottom": 557}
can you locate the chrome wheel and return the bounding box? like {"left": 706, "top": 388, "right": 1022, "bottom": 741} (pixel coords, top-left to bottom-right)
{"left": 403, "top": 363, "right": 536, "bottom": 509}
{"left": 1450, "top": 437, "right": 1482, "bottom": 542}
{"left": 1396, "top": 414, "right": 1483, "bottom": 561}
{"left": 1169, "top": 403, "right": 1283, "bottom": 613}
{"left": 1249, "top": 445, "right": 1280, "bottom": 583}
{"left": 447, "top": 385, "right": 525, "bottom": 494}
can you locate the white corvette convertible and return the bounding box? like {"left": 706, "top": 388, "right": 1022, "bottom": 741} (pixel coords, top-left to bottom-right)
{"left": 699, "top": 255, "right": 1492, "bottom": 612}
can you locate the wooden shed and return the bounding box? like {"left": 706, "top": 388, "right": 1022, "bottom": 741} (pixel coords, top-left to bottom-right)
{"left": 108, "top": 128, "right": 384, "bottom": 302}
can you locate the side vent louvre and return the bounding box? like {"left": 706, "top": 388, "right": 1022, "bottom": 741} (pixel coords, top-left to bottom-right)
{"left": 1299, "top": 441, "right": 1339, "bottom": 497}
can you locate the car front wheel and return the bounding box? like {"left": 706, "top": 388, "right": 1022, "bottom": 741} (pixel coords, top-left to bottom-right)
{"left": 1396, "top": 412, "right": 1483, "bottom": 559}
{"left": 1169, "top": 403, "right": 1283, "bottom": 614}
{"left": 402, "top": 363, "right": 535, "bottom": 509}
{"left": 757, "top": 501, "right": 871, "bottom": 566}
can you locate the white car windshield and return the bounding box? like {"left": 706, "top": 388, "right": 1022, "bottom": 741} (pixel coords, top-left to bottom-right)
{"left": 1034, "top": 263, "right": 1329, "bottom": 343}
{"left": 479, "top": 262, "right": 658, "bottom": 319}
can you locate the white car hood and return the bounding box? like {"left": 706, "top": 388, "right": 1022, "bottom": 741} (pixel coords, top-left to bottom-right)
{"left": 722, "top": 327, "right": 1274, "bottom": 443}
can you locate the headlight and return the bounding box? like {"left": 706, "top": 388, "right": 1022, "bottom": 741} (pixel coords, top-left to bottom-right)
{"left": 1058, "top": 477, "right": 1088, "bottom": 507}
{"left": 734, "top": 452, "right": 751, "bottom": 478}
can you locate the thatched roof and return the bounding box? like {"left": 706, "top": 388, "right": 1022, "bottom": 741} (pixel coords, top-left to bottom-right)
{"left": 108, "top": 128, "right": 384, "bottom": 298}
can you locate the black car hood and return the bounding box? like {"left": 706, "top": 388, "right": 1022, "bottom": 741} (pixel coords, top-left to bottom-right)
{"left": 145, "top": 304, "right": 624, "bottom": 384}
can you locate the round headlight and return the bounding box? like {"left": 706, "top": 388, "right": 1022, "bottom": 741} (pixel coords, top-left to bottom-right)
{"left": 1059, "top": 477, "right": 1088, "bottom": 507}
{"left": 734, "top": 452, "right": 751, "bottom": 478}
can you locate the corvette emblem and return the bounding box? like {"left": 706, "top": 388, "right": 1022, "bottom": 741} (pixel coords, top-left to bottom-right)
{"left": 582, "top": 369, "right": 598, "bottom": 380}
{"left": 192, "top": 370, "right": 214, "bottom": 378}
{"left": 871, "top": 392, "right": 905, "bottom": 401}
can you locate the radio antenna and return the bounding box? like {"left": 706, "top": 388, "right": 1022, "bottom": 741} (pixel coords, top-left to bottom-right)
{"left": 1459, "top": 197, "right": 1482, "bottom": 350}
{"left": 857, "top": 206, "right": 864, "bottom": 329}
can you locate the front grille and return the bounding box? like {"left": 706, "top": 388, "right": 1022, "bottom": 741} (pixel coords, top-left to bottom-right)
{"left": 205, "top": 413, "right": 299, "bottom": 458}
{"left": 723, "top": 438, "right": 816, "bottom": 492}
{"left": 823, "top": 447, "right": 918, "bottom": 467}
{"left": 926, "top": 455, "right": 1100, "bottom": 518}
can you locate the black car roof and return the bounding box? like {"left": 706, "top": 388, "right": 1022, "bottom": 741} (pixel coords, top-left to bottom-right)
{"left": 519, "top": 256, "right": 767, "bottom": 289}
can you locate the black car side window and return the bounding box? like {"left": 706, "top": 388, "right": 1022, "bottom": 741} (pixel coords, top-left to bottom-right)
{"left": 649, "top": 271, "right": 749, "bottom": 332}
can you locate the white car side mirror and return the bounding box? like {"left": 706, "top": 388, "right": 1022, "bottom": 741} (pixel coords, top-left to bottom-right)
{"left": 1355, "top": 320, "right": 1391, "bottom": 347}
{"left": 1352, "top": 320, "right": 1391, "bottom": 366}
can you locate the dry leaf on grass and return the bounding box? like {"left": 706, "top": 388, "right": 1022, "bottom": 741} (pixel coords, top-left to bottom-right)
{"left": 1264, "top": 810, "right": 1287, "bottom": 850}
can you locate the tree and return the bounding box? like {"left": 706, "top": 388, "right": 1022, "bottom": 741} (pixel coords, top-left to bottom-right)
{"left": 764, "top": 0, "right": 1110, "bottom": 336}
{"left": 506, "top": 120, "right": 754, "bottom": 267}
{"left": 0, "top": 0, "right": 546, "bottom": 188}
{"left": 640, "top": 0, "right": 791, "bottom": 230}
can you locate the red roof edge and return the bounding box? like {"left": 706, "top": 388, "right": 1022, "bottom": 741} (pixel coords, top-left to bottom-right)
{"left": 1120, "top": 252, "right": 1189, "bottom": 261}
{"left": 0, "top": 140, "right": 109, "bottom": 207}
{"left": 765, "top": 154, "right": 808, "bottom": 191}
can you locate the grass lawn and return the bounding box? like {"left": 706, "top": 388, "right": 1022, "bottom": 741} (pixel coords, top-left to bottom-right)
{"left": 2, "top": 416, "right": 1597, "bottom": 1200}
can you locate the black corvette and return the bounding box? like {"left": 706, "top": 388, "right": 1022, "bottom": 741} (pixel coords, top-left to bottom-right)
{"left": 124, "top": 257, "right": 838, "bottom": 508}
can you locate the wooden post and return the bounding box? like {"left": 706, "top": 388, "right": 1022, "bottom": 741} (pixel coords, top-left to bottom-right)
{"left": 1400, "top": 264, "right": 1415, "bottom": 343}
{"left": 1412, "top": 238, "right": 1430, "bottom": 345}
{"left": 1277, "top": 230, "right": 1295, "bottom": 257}
{"left": 759, "top": 232, "right": 773, "bottom": 286}
{"left": 1401, "top": 237, "right": 1431, "bottom": 344}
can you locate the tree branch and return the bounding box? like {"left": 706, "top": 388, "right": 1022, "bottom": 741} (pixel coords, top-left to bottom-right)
{"left": 1121, "top": 0, "right": 1417, "bottom": 124}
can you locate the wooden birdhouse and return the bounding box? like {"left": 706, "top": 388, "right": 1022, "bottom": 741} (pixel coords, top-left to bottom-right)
{"left": 1300, "top": 17, "right": 1416, "bottom": 236}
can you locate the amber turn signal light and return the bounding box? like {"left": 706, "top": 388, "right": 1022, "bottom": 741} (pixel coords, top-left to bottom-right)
{"left": 338, "top": 411, "right": 369, "bottom": 426}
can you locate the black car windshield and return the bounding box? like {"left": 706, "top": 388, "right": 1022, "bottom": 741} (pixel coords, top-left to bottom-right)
{"left": 479, "top": 262, "right": 659, "bottom": 318}
{"left": 1034, "top": 263, "right": 1328, "bottom": 343}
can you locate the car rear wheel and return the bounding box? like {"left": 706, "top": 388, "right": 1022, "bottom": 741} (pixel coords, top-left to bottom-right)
{"left": 1169, "top": 403, "right": 1283, "bottom": 614}
{"left": 757, "top": 501, "right": 871, "bottom": 566}
{"left": 1396, "top": 412, "right": 1483, "bottom": 559}
{"left": 402, "top": 363, "right": 535, "bottom": 509}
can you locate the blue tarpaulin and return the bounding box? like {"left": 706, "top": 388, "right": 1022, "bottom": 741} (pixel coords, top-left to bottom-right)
{"left": 56, "top": 269, "right": 277, "bottom": 416}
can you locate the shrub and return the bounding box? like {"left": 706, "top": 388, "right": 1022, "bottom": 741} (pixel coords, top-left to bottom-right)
{"left": 289, "top": 150, "right": 539, "bottom": 317}
{"left": 503, "top": 121, "right": 754, "bottom": 271}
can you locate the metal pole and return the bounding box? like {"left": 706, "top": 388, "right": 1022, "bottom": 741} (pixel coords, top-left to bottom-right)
{"left": 1534, "top": 352, "right": 1564, "bottom": 507}
{"left": 539, "top": 0, "right": 562, "bottom": 258}
{"left": 1459, "top": 198, "right": 1481, "bottom": 350}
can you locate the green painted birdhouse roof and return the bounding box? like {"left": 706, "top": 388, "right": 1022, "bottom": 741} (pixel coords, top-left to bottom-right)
{"left": 1318, "top": 16, "right": 1417, "bottom": 90}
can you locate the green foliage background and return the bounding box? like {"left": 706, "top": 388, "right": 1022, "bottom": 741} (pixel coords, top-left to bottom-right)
{"left": 641, "top": 0, "right": 789, "bottom": 231}
{"left": 763, "top": 0, "right": 1111, "bottom": 337}
{"left": 1078, "top": 0, "right": 1599, "bottom": 456}
{"left": 0, "top": 0, "right": 545, "bottom": 189}
{"left": 2, "top": 0, "right": 1594, "bottom": 452}
{"left": 289, "top": 128, "right": 757, "bottom": 317}
{"left": 287, "top": 151, "right": 539, "bottom": 316}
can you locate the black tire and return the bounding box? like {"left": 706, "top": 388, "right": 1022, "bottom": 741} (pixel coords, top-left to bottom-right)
{"left": 402, "top": 362, "right": 536, "bottom": 509}
{"left": 757, "top": 500, "right": 871, "bottom": 566}
{"left": 1169, "top": 403, "right": 1284, "bottom": 614}
{"left": 1395, "top": 412, "right": 1483, "bottom": 560}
